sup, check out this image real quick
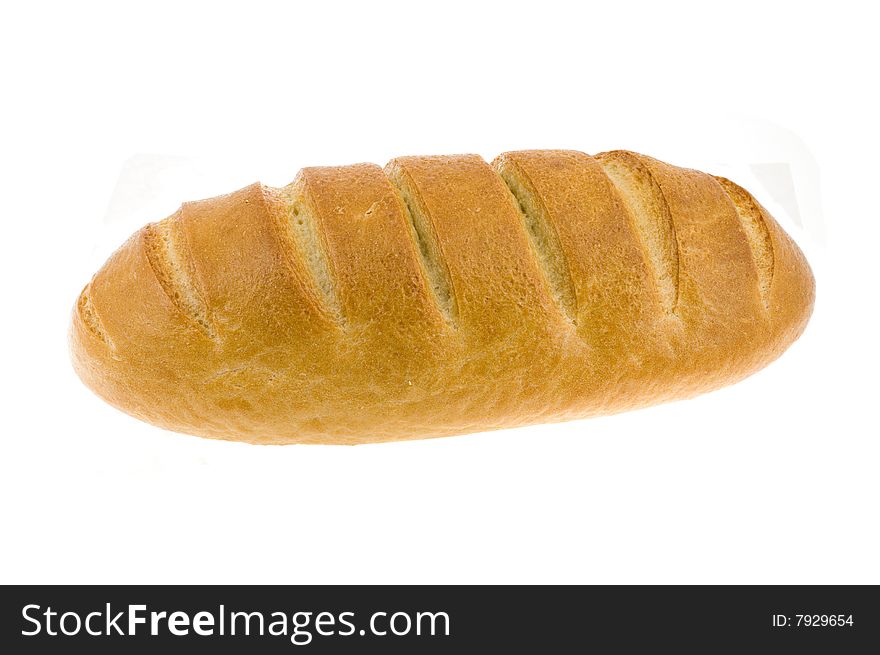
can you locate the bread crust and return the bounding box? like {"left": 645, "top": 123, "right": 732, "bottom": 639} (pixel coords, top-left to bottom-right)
{"left": 70, "top": 150, "right": 815, "bottom": 444}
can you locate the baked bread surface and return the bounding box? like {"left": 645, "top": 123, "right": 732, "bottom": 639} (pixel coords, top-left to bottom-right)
{"left": 70, "top": 150, "right": 814, "bottom": 444}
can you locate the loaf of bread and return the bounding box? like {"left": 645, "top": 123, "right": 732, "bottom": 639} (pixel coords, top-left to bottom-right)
{"left": 70, "top": 149, "right": 815, "bottom": 444}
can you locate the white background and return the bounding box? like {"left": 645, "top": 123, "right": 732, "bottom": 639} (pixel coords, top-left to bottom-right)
{"left": 1, "top": 1, "right": 877, "bottom": 584}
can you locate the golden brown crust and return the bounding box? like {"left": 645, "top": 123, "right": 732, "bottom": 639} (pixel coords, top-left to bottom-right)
{"left": 70, "top": 149, "right": 815, "bottom": 444}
